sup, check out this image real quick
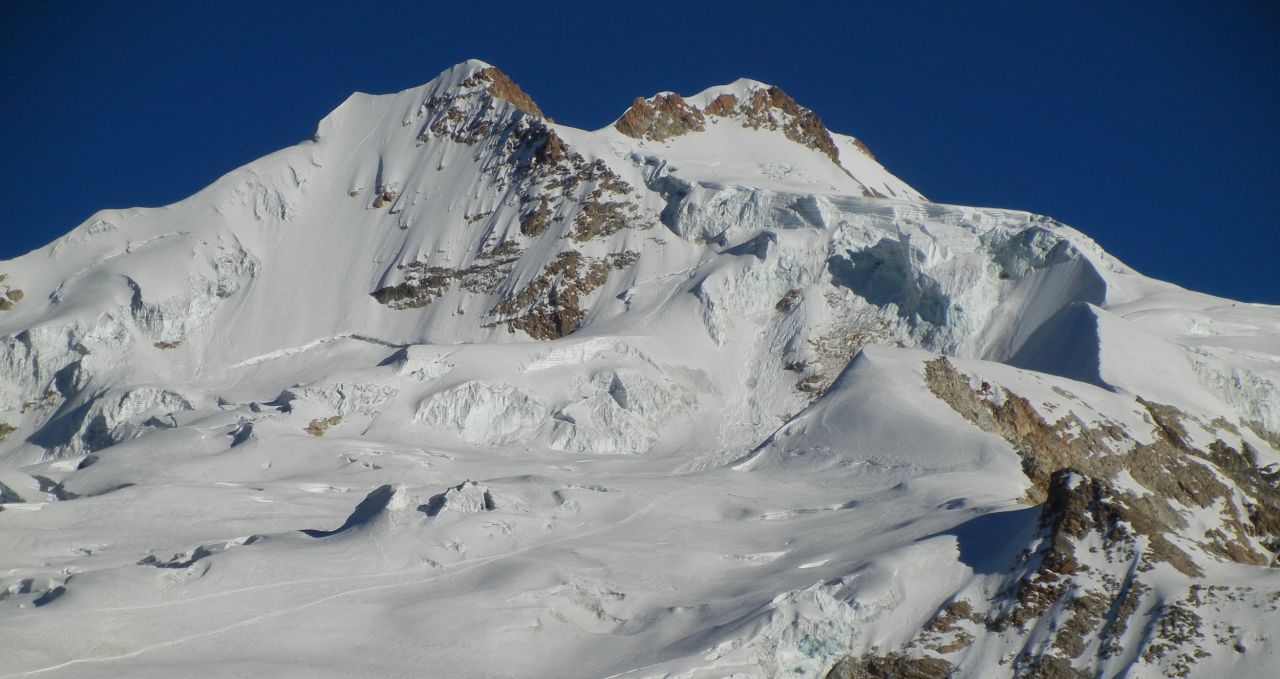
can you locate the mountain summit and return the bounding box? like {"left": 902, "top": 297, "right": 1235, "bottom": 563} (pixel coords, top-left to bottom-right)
{"left": 1, "top": 60, "right": 1278, "bottom": 678}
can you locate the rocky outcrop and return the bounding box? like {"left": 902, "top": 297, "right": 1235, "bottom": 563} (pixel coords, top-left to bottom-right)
{"left": 459, "top": 66, "right": 544, "bottom": 117}
{"left": 371, "top": 255, "right": 519, "bottom": 309}
{"left": 376, "top": 94, "right": 650, "bottom": 324}
{"left": 904, "top": 357, "right": 1280, "bottom": 677}
{"left": 304, "top": 415, "right": 341, "bottom": 437}
{"left": 413, "top": 65, "right": 545, "bottom": 149}
{"left": 725, "top": 86, "right": 841, "bottom": 163}
{"left": 0, "top": 281, "right": 22, "bottom": 312}
{"left": 615, "top": 93, "right": 706, "bottom": 141}
{"left": 614, "top": 85, "right": 841, "bottom": 163}
{"left": 924, "top": 357, "right": 1280, "bottom": 571}
{"left": 824, "top": 653, "right": 953, "bottom": 679}
{"left": 491, "top": 250, "right": 638, "bottom": 340}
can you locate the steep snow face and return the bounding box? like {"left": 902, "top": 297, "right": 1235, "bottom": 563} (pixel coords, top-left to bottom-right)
{"left": 1, "top": 61, "right": 1279, "bottom": 679}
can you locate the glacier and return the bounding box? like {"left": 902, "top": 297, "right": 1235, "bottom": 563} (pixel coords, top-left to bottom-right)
{"left": 0, "top": 59, "right": 1278, "bottom": 678}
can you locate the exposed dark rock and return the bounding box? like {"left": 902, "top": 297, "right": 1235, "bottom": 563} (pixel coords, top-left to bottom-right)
{"left": 459, "top": 66, "right": 544, "bottom": 118}
{"left": 917, "top": 356, "right": 1280, "bottom": 676}
{"left": 1018, "top": 654, "right": 1089, "bottom": 679}
{"left": 776, "top": 288, "right": 803, "bottom": 312}
{"left": 735, "top": 86, "right": 841, "bottom": 163}
{"left": 372, "top": 256, "right": 519, "bottom": 310}
{"left": 19, "top": 390, "right": 59, "bottom": 414}
{"left": 615, "top": 85, "right": 842, "bottom": 163}
{"left": 923, "top": 356, "right": 1277, "bottom": 569}
{"left": 491, "top": 250, "right": 638, "bottom": 339}
{"left": 520, "top": 196, "right": 553, "bottom": 237}
{"left": 571, "top": 198, "right": 633, "bottom": 242}
{"left": 615, "top": 93, "right": 706, "bottom": 141}
{"left": 304, "top": 416, "right": 341, "bottom": 437}
{"left": 1141, "top": 600, "right": 1211, "bottom": 677}
{"left": 825, "top": 652, "right": 953, "bottom": 679}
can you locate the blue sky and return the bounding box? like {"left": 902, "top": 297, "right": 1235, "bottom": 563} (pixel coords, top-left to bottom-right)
{"left": 2, "top": 1, "right": 1277, "bottom": 302}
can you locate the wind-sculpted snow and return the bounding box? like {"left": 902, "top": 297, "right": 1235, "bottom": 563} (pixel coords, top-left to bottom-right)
{"left": 414, "top": 380, "right": 546, "bottom": 446}
{"left": 294, "top": 379, "right": 398, "bottom": 418}
{"left": 126, "top": 235, "right": 259, "bottom": 343}
{"left": 693, "top": 230, "right": 821, "bottom": 346}
{"left": 0, "top": 326, "right": 84, "bottom": 403}
{"left": 33, "top": 387, "right": 195, "bottom": 456}
{"left": 548, "top": 369, "right": 699, "bottom": 454}
{"left": 419, "top": 480, "right": 496, "bottom": 516}
{"left": 1, "top": 60, "right": 1278, "bottom": 678}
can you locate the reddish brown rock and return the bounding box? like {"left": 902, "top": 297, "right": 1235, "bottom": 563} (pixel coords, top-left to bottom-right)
{"left": 615, "top": 93, "right": 706, "bottom": 141}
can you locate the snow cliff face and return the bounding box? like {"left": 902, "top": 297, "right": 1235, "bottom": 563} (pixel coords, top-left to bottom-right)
{"left": 1, "top": 60, "right": 1278, "bottom": 678}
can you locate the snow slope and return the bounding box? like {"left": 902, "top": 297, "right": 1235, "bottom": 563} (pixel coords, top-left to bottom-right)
{"left": 1, "top": 60, "right": 1278, "bottom": 678}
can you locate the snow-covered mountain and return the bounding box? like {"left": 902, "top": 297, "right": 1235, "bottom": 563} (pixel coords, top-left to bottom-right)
{"left": 1, "top": 59, "right": 1278, "bottom": 678}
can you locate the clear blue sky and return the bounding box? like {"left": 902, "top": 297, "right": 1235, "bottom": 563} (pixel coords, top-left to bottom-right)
{"left": 2, "top": 1, "right": 1277, "bottom": 302}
